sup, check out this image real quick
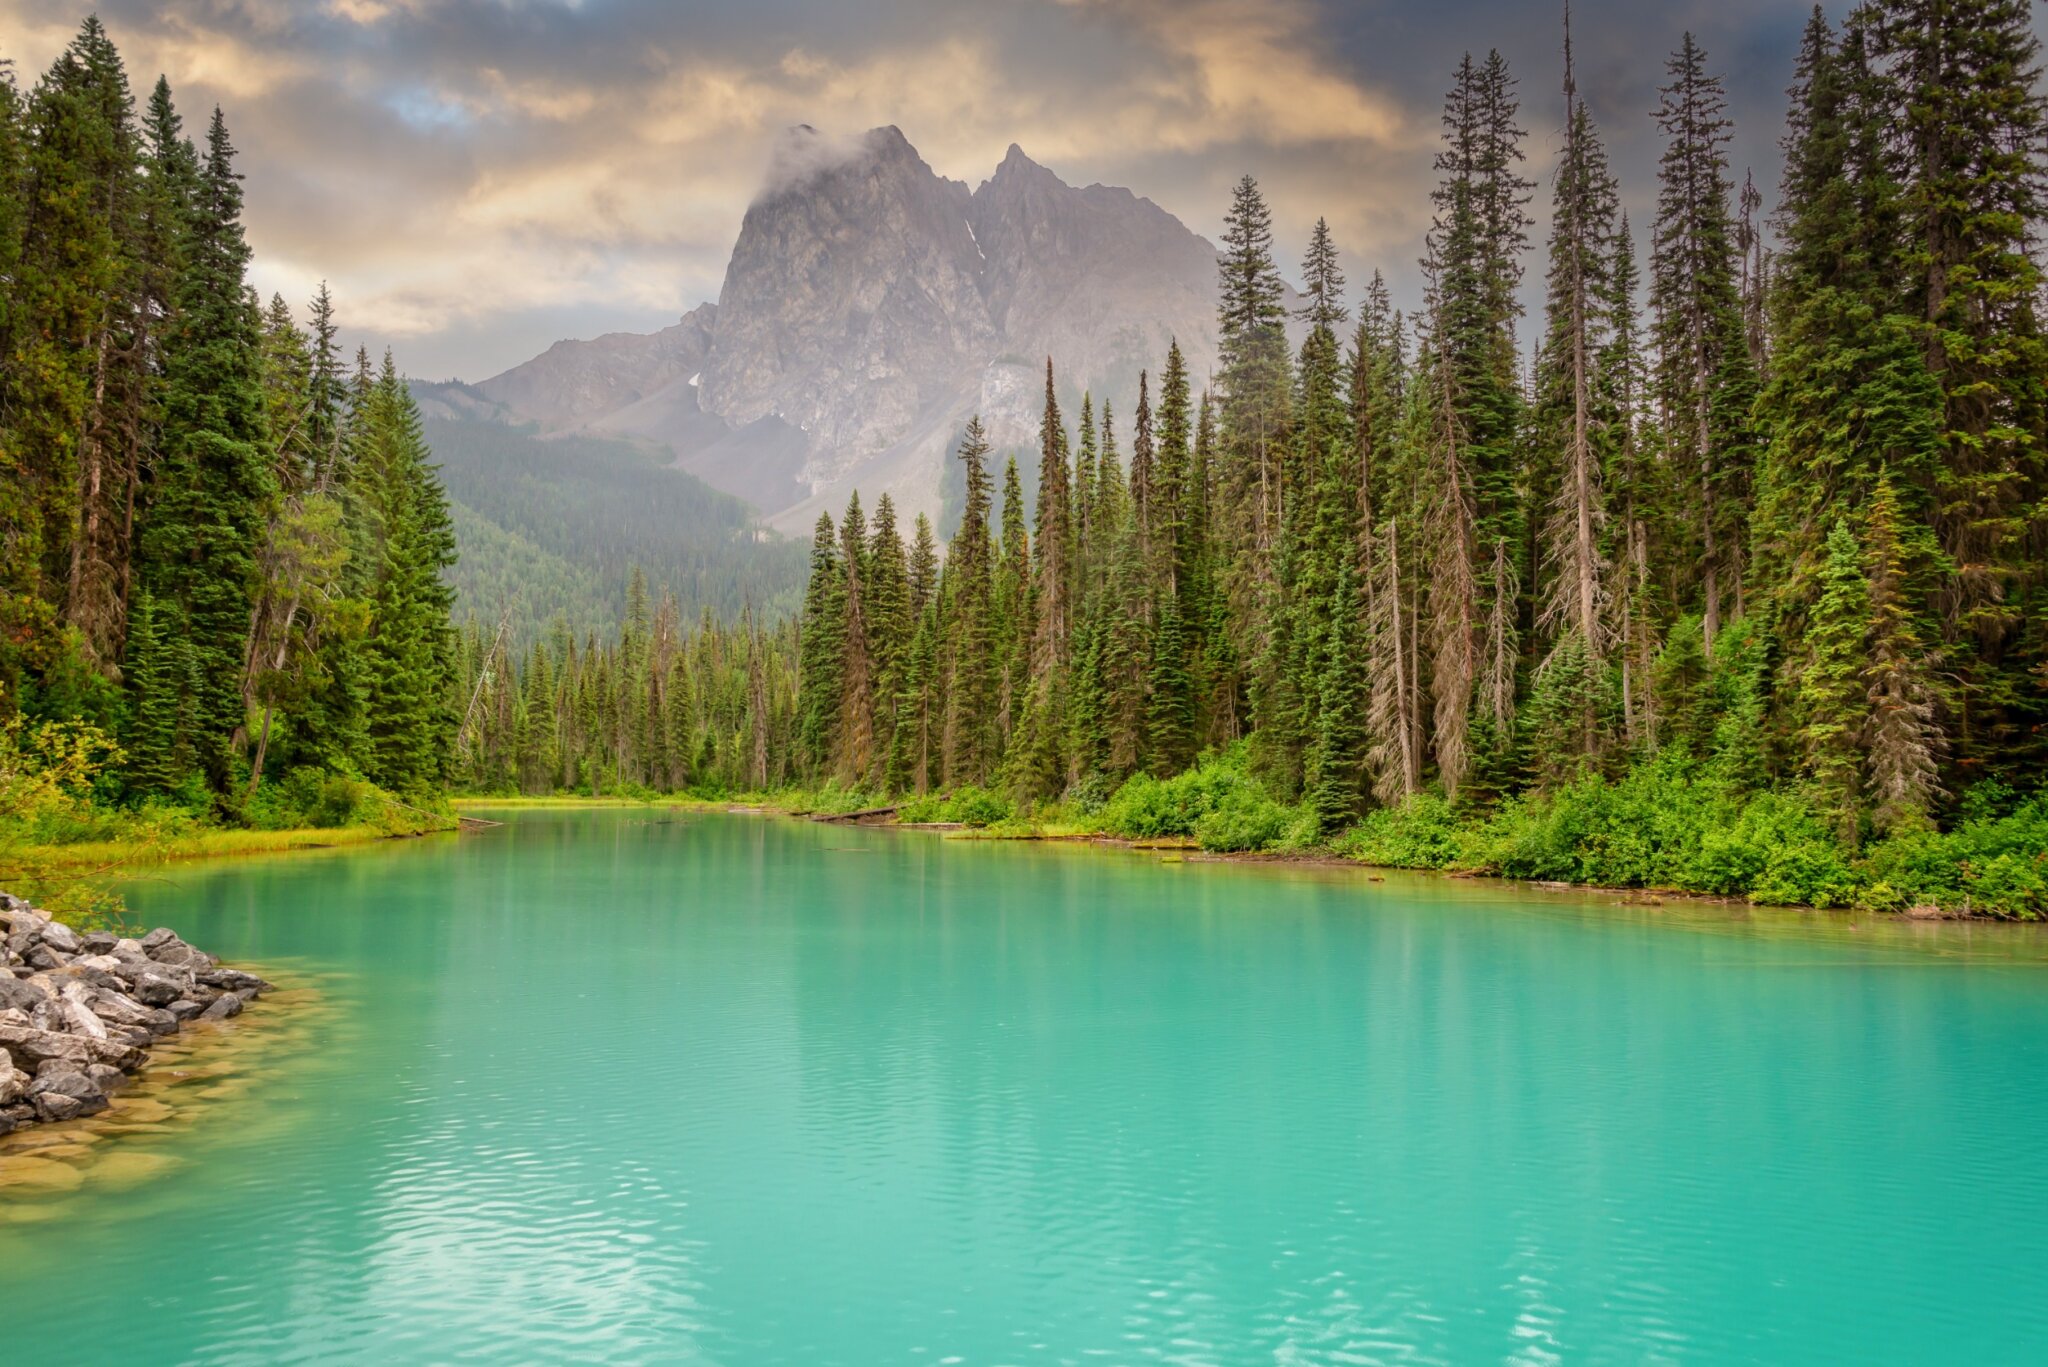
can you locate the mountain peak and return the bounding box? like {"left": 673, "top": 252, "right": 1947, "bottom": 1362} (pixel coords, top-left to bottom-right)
{"left": 482, "top": 125, "right": 1265, "bottom": 536}
{"left": 991, "top": 141, "right": 1057, "bottom": 186}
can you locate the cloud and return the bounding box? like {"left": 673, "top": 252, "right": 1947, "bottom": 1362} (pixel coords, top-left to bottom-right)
{"left": 0, "top": 0, "right": 1883, "bottom": 379}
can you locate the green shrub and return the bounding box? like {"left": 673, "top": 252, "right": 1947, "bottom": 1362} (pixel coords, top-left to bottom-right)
{"left": 1335, "top": 793, "right": 1469, "bottom": 869}
{"left": 1193, "top": 788, "right": 1295, "bottom": 852}
{"left": 895, "top": 786, "right": 1012, "bottom": 827}
{"left": 895, "top": 792, "right": 947, "bottom": 823}
{"left": 1065, "top": 771, "right": 1118, "bottom": 816}
{"left": 1684, "top": 792, "right": 1856, "bottom": 906}
{"left": 945, "top": 786, "right": 1012, "bottom": 827}
{"left": 248, "top": 768, "right": 389, "bottom": 830}
{"left": 1858, "top": 792, "right": 2048, "bottom": 918}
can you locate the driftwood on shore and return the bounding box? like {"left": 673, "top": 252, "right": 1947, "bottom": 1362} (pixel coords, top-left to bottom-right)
{"left": 808, "top": 806, "right": 900, "bottom": 824}
{"left": 0, "top": 893, "right": 270, "bottom": 1138}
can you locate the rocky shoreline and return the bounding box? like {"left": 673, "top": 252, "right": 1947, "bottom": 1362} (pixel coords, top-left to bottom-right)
{"left": 1, "top": 893, "right": 270, "bottom": 1137}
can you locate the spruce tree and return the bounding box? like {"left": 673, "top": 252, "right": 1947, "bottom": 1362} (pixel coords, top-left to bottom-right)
{"left": 1306, "top": 557, "right": 1369, "bottom": 831}
{"left": 1156, "top": 343, "right": 1192, "bottom": 598}
{"left": 1651, "top": 34, "right": 1754, "bottom": 648}
{"left": 1872, "top": 0, "right": 2047, "bottom": 772}
{"left": 1800, "top": 522, "right": 1871, "bottom": 840}
{"left": 132, "top": 106, "right": 272, "bottom": 797}
{"left": 795, "top": 512, "right": 845, "bottom": 777}
{"left": 837, "top": 494, "right": 876, "bottom": 785}
{"left": 1215, "top": 175, "right": 1293, "bottom": 574}
{"left": 4, "top": 19, "right": 146, "bottom": 674}
{"left": 1533, "top": 13, "right": 1618, "bottom": 720}
{"left": 1863, "top": 472, "right": 1946, "bottom": 832}
{"left": 1145, "top": 591, "right": 1195, "bottom": 774}
{"left": 942, "top": 419, "right": 997, "bottom": 785}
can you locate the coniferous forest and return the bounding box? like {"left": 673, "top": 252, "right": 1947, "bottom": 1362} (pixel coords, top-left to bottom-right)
{"left": 1, "top": 19, "right": 457, "bottom": 852}
{"left": 8, "top": 8, "right": 2048, "bottom": 917}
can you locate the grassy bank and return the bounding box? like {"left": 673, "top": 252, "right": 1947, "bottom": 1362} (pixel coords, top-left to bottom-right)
{"left": 491, "top": 745, "right": 2048, "bottom": 920}
{"left": 3, "top": 720, "right": 455, "bottom": 925}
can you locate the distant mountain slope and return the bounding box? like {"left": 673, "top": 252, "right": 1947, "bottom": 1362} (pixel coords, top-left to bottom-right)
{"left": 416, "top": 397, "right": 807, "bottom": 642}
{"left": 469, "top": 127, "right": 1299, "bottom": 536}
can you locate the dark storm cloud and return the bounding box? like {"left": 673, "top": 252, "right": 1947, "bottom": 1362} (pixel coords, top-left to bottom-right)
{"left": 0, "top": 0, "right": 1943, "bottom": 379}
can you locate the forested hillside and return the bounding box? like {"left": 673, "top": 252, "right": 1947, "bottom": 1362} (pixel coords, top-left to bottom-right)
{"left": 0, "top": 20, "right": 458, "bottom": 844}
{"left": 457, "top": 4, "right": 2048, "bottom": 916}
{"left": 421, "top": 414, "right": 807, "bottom": 646}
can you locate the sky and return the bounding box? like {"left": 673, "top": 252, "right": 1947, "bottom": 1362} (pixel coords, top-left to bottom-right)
{"left": 0, "top": 0, "right": 1935, "bottom": 381}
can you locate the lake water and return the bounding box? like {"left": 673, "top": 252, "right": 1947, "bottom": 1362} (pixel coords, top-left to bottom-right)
{"left": 4, "top": 809, "right": 2047, "bottom": 1364}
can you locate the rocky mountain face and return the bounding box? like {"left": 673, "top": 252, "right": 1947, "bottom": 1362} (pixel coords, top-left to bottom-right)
{"left": 472, "top": 125, "right": 1256, "bottom": 533}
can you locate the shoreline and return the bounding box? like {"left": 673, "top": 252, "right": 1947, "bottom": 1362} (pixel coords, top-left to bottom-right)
{"left": 455, "top": 794, "right": 2014, "bottom": 923}
{"left": 1, "top": 895, "right": 273, "bottom": 1141}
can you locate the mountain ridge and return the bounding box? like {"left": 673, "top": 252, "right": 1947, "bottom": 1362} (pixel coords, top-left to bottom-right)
{"left": 466, "top": 126, "right": 1289, "bottom": 533}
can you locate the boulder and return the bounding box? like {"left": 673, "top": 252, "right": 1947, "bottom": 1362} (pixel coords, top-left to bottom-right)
{"left": 166, "top": 1000, "right": 206, "bottom": 1024}
{"left": 0, "top": 1023, "right": 145, "bottom": 1072}
{"left": 57, "top": 984, "right": 110, "bottom": 1041}
{"left": 79, "top": 932, "right": 117, "bottom": 955}
{"left": 128, "top": 970, "right": 187, "bottom": 1007}
{"left": 39, "top": 921, "right": 83, "bottom": 956}
{"left": 0, "top": 976, "right": 46, "bottom": 1014}
{"left": 84, "top": 1062, "right": 128, "bottom": 1094}
{"left": 150, "top": 941, "right": 216, "bottom": 969}
{"left": 199, "top": 993, "right": 243, "bottom": 1022}
{"left": 30, "top": 1068, "right": 109, "bottom": 1121}
{"left": 200, "top": 968, "right": 268, "bottom": 996}
{"left": 0, "top": 1063, "right": 28, "bottom": 1104}
{"left": 0, "top": 904, "right": 50, "bottom": 937}
{"left": 87, "top": 990, "right": 158, "bottom": 1030}
{"left": 32, "top": 1090, "right": 97, "bottom": 1123}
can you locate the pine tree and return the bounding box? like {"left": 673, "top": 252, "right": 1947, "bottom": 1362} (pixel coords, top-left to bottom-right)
{"left": 1145, "top": 590, "right": 1195, "bottom": 774}
{"left": 1216, "top": 175, "right": 1293, "bottom": 576}
{"left": 795, "top": 512, "right": 844, "bottom": 777}
{"left": 995, "top": 454, "right": 1032, "bottom": 745}
{"left": 1863, "top": 472, "right": 1946, "bottom": 832}
{"left": 1533, "top": 10, "right": 1618, "bottom": 726}
{"left": 1032, "top": 359, "right": 1073, "bottom": 678}
{"left": 359, "top": 356, "right": 457, "bottom": 794}
{"left": 120, "top": 592, "right": 184, "bottom": 795}
{"left": 836, "top": 494, "right": 875, "bottom": 785}
{"left": 942, "top": 419, "right": 997, "bottom": 785}
{"left": 1800, "top": 521, "right": 1871, "bottom": 841}
{"left": 1601, "top": 218, "right": 1662, "bottom": 753}
{"left": 132, "top": 106, "right": 272, "bottom": 797}
{"left": 907, "top": 512, "right": 938, "bottom": 616}
{"left": 1366, "top": 519, "right": 1422, "bottom": 803}
{"left": 3, "top": 19, "right": 146, "bottom": 675}
{"left": 1872, "top": 0, "right": 2047, "bottom": 773}
{"left": 1306, "top": 557, "right": 1369, "bottom": 830}
{"left": 866, "top": 492, "right": 910, "bottom": 762}
{"left": 1156, "top": 342, "right": 1192, "bottom": 598}
{"left": 1651, "top": 34, "right": 1755, "bottom": 648}
{"left": 1129, "top": 370, "right": 1156, "bottom": 566}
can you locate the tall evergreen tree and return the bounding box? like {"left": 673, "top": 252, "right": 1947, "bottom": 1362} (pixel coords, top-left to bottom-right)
{"left": 1651, "top": 34, "right": 1755, "bottom": 648}
{"left": 131, "top": 106, "right": 271, "bottom": 797}
{"left": 795, "top": 512, "right": 844, "bottom": 777}
{"left": 942, "top": 419, "right": 997, "bottom": 785}
{"left": 1872, "top": 0, "right": 2047, "bottom": 774}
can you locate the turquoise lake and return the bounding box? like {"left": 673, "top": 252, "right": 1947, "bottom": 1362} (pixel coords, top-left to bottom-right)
{"left": 4, "top": 808, "right": 2047, "bottom": 1364}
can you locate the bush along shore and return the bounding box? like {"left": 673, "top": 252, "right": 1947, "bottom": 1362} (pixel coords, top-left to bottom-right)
{"left": 0, "top": 893, "right": 271, "bottom": 1137}
{"left": 739, "top": 742, "right": 2048, "bottom": 919}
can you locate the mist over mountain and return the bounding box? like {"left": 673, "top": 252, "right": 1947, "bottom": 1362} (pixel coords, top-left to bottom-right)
{"left": 469, "top": 125, "right": 1293, "bottom": 534}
